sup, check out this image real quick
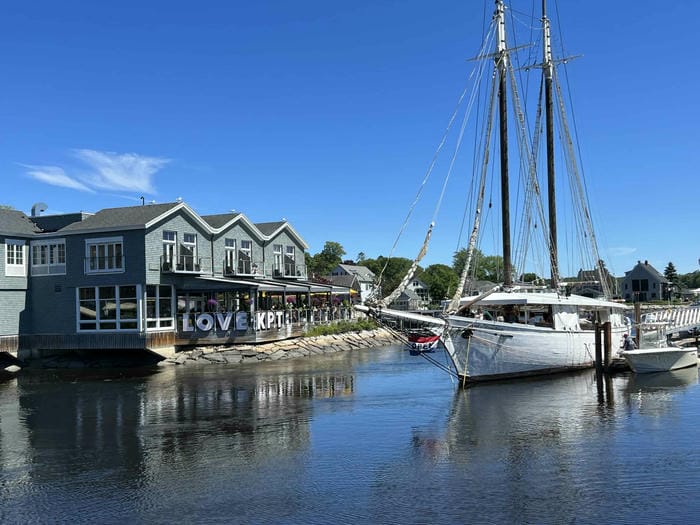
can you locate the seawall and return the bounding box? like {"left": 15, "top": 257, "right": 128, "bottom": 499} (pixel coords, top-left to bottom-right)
{"left": 160, "top": 328, "right": 402, "bottom": 366}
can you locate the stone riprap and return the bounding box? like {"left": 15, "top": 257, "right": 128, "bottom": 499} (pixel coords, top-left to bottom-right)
{"left": 160, "top": 328, "right": 401, "bottom": 367}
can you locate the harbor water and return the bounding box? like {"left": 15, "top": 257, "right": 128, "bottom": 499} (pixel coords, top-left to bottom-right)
{"left": 2, "top": 344, "right": 700, "bottom": 524}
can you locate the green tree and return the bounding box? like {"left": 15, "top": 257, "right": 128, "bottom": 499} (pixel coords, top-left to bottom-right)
{"left": 307, "top": 241, "right": 346, "bottom": 278}
{"left": 520, "top": 272, "right": 539, "bottom": 283}
{"left": 421, "top": 264, "right": 459, "bottom": 305}
{"left": 664, "top": 261, "right": 679, "bottom": 284}
{"left": 452, "top": 248, "right": 504, "bottom": 282}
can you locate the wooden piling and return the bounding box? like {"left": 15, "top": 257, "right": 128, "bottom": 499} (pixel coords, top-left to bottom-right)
{"left": 603, "top": 321, "right": 612, "bottom": 371}
{"left": 594, "top": 323, "right": 603, "bottom": 374}
{"left": 634, "top": 302, "right": 641, "bottom": 348}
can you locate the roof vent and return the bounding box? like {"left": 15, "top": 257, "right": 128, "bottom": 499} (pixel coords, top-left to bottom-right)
{"left": 31, "top": 202, "right": 48, "bottom": 217}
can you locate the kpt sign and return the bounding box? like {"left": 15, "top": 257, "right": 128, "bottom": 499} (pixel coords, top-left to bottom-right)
{"left": 180, "top": 310, "right": 289, "bottom": 333}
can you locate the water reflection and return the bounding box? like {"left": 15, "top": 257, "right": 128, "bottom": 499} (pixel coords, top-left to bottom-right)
{"left": 0, "top": 358, "right": 359, "bottom": 523}
{"left": 2, "top": 349, "right": 700, "bottom": 524}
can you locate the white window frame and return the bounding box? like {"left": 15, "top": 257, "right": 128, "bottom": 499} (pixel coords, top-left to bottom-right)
{"left": 5, "top": 239, "right": 26, "bottom": 277}
{"left": 145, "top": 284, "right": 174, "bottom": 330}
{"left": 224, "top": 238, "right": 236, "bottom": 273}
{"left": 239, "top": 239, "right": 252, "bottom": 274}
{"left": 76, "top": 284, "right": 140, "bottom": 332}
{"left": 180, "top": 232, "right": 198, "bottom": 271}
{"left": 85, "top": 236, "right": 124, "bottom": 274}
{"left": 30, "top": 239, "right": 66, "bottom": 276}
{"left": 162, "top": 230, "right": 177, "bottom": 269}
{"left": 273, "top": 244, "right": 283, "bottom": 276}
{"left": 285, "top": 245, "right": 296, "bottom": 276}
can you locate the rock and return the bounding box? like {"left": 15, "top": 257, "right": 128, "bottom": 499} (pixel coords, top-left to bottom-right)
{"left": 3, "top": 365, "right": 21, "bottom": 373}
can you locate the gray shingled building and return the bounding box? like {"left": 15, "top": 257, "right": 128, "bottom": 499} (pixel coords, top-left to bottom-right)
{"left": 1, "top": 201, "right": 350, "bottom": 361}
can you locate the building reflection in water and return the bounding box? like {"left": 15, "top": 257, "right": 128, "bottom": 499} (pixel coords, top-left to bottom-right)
{"left": 0, "top": 363, "right": 356, "bottom": 520}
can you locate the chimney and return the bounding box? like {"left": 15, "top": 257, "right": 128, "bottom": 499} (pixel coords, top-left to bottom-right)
{"left": 31, "top": 202, "right": 48, "bottom": 217}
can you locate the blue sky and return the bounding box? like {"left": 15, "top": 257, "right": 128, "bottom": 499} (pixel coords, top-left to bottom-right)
{"left": 1, "top": 1, "right": 698, "bottom": 276}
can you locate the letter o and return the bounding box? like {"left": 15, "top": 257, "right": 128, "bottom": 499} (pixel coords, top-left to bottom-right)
{"left": 196, "top": 313, "right": 214, "bottom": 331}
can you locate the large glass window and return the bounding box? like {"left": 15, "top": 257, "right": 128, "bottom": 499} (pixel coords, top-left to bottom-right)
{"left": 31, "top": 239, "right": 66, "bottom": 276}
{"left": 162, "top": 231, "right": 176, "bottom": 270}
{"left": 180, "top": 233, "right": 197, "bottom": 271}
{"left": 146, "top": 285, "right": 174, "bottom": 329}
{"left": 224, "top": 238, "right": 236, "bottom": 274}
{"left": 285, "top": 245, "right": 296, "bottom": 276}
{"left": 5, "top": 240, "right": 26, "bottom": 277}
{"left": 273, "top": 244, "right": 283, "bottom": 276}
{"left": 86, "top": 237, "right": 123, "bottom": 273}
{"left": 78, "top": 285, "right": 140, "bottom": 331}
{"left": 238, "top": 240, "right": 252, "bottom": 274}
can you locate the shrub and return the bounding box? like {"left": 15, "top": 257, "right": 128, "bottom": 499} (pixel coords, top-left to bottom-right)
{"left": 303, "top": 318, "right": 378, "bottom": 337}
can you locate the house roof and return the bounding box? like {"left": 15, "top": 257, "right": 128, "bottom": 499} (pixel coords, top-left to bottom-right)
{"left": 329, "top": 274, "right": 358, "bottom": 289}
{"left": 200, "top": 212, "right": 242, "bottom": 229}
{"left": 0, "top": 209, "right": 43, "bottom": 236}
{"left": 60, "top": 202, "right": 180, "bottom": 232}
{"left": 625, "top": 260, "right": 669, "bottom": 283}
{"left": 255, "top": 221, "right": 286, "bottom": 236}
{"left": 336, "top": 264, "right": 375, "bottom": 281}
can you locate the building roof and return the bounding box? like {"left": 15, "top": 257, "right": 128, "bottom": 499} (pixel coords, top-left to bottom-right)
{"left": 255, "top": 221, "right": 287, "bottom": 236}
{"left": 336, "top": 264, "right": 376, "bottom": 281}
{"left": 625, "top": 260, "right": 669, "bottom": 283}
{"left": 200, "top": 212, "right": 242, "bottom": 229}
{"left": 0, "top": 209, "right": 43, "bottom": 236}
{"left": 329, "top": 274, "right": 358, "bottom": 289}
{"left": 60, "top": 202, "right": 180, "bottom": 232}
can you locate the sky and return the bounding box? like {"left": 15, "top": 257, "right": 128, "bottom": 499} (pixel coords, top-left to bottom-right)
{"left": 1, "top": 0, "right": 698, "bottom": 277}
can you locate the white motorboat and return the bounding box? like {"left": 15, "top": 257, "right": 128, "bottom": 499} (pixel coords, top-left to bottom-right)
{"left": 620, "top": 347, "right": 698, "bottom": 373}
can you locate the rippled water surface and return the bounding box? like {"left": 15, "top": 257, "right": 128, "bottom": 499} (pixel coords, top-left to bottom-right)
{"left": 2, "top": 345, "right": 700, "bottom": 524}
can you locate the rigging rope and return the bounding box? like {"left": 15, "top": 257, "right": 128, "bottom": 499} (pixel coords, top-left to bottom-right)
{"left": 372, "top": 20, "right": 498, "bottom": 304}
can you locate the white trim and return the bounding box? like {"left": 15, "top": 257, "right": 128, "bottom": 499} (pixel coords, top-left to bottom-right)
{"left": 85, "top": 236, "right": 124, "bottom": 274}
{"left": 5, "top": 239, "right": 26, "bottom": 277}
{"left": 30, "top": 238, "right": 66, "bottom": 276}
{"left": 76, "top": 284, "right": 141, "bottom": 332}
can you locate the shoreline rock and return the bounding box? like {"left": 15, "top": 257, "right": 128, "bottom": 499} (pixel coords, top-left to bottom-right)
{"left": 159, "top": 328, "right": 402, "bottom": 367}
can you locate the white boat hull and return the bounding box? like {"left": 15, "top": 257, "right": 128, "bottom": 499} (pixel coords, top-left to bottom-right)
{"left": 621, "top": 347, "right": 699, "bottom": 373}
{"left": 442, "top": 316, "right": 628, "bottom": 382}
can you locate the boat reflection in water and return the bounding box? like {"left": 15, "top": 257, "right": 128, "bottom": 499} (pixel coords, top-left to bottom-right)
{"left": 403, "top": 369, "right": 700, "bottom": 523}
{"left": 625, "top": 366, "right": 698, "bottom": 418}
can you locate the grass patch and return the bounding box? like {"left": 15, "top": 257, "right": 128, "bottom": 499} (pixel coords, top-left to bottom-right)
{"left": 303, "top": 318, "right": 378, "bottom": 337}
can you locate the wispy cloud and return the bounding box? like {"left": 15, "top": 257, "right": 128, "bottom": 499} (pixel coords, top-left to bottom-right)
{"left": 22, "top": 164, "right": 95, "bottom": 192}
{"left": 74, "top": 149, "right": 168, "bottom": 193}
{"left": 23, "top": 149, "right": 169, "bottom": 195}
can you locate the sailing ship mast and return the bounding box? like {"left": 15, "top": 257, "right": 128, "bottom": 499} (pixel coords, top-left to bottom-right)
{"left": 542, "top": 0, "right": 560, "bottom": 289}
{"left": 495, "top": 0, "right": 512, "bottom": 287}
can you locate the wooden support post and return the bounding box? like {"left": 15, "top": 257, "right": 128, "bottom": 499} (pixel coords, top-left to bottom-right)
{"left": 603, "top": 321, "right": 612, "bottom": 371}
{"left": 634, "top": 301, "right": 641, "bottom": 348}
{"left": 594, "top": 323, "right": 603, "bottom": 375}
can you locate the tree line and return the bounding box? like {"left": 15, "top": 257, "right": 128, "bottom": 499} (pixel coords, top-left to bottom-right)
{"left": 307, "top": 242, "right": 700, "bottom": 306}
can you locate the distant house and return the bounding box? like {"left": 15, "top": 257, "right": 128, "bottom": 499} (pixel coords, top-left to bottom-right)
{"left": 567, "top": 267, "right": 616, "bottom": 298}
{"left": 389, "top": 288, "right": 423, "bottom": 311}
{"left": 329, "top": 263, "right": 376, "bottom": 304}
{"left": 621, "top": 260, "right": 669, "bottom": 302}
{"left": 407, "top": 278, "right": 431, "bottom": 308}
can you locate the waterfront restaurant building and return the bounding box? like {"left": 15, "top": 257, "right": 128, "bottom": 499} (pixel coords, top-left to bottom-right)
{"left": 0, "top": 201, "right": 352, "bottom": 360}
